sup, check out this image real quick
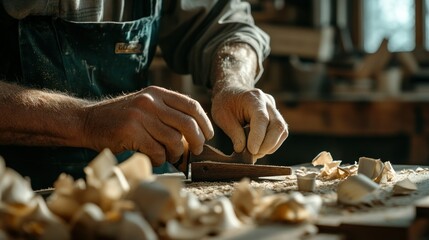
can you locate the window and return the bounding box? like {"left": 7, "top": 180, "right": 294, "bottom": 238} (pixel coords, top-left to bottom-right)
{"left": 426, "top": 0, "right": 429, "bottom": 48}
{"left": 363, "top": 0, "right": 415, "bottom": 52}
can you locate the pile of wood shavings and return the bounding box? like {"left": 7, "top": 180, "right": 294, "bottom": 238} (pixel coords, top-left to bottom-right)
{"left": 184, "top": 166, "right": 429, "bottom": 216}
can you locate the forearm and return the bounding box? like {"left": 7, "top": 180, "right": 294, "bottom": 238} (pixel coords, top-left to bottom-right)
{"left": 0, "top": 81, "right": 89, "bottom": 147}
{"left": 210, "top": 43, "right": 288, "bottom": 157}
{"left": 211, "top": 43, "right": 259, "bottom": 96}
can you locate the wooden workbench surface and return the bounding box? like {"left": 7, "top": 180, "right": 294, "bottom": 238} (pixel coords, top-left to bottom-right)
{"left": 182, "top": 165, "right": 429, "bottom": 240}
{"left": 33, "top": 165, "right": 429, "bottom": 239}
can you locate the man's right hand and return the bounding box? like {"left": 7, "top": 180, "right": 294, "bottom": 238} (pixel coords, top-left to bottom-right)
{"left": 82, "top": 86, "right": 214, "bottom": 166}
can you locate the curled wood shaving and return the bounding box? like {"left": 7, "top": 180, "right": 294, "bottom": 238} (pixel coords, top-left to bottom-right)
{"left": 392, "top": 178, "right": 417, "bottom": 195}
{"left": 337, "top": 174, "right": 379, "bottom": 205}
{"left": 0, "top": 150, "right": 322, "bottom": 239}
{"left": 311, "top": 151, "right": 358, "bottom": 180}
{"left": 231, "top": 179, "right": 321, "bottom": 224}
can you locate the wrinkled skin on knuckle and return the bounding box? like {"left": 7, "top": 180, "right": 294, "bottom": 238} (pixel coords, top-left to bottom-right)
{"left": 241, "top": 90, "right": 266, "bottom": 113}
{"left": 132, "top": 92, "right": 156, "bottom": 110}
{"left": 245, "top": 88, "right": 265, "bottom": 100}
{"left": 272, "top": 117, "right": 288, "bottom": 132}
{"left": 144, "top": 85, "right": 163, "bottom": 93}
{"left": 187, "top": 98, "right": 204, "bottom": 115}
{"left": 274, "top": 121, "right": 289, "bottom": 136}
{"left": 180, "top": 117, "right": 205, "bottom": 150}
{"left": 253, "top": 109, "right": 270, "bottom": 124}
{"left": 179, "top": 116, "right": 199, "bottom": 134}
{"left": 265, "top": 93, "right": 276, "bottom": 105}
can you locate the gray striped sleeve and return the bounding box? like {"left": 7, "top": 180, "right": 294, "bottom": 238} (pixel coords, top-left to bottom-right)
{"left": 158, "top": 0, "right": 270, "bottom": 88}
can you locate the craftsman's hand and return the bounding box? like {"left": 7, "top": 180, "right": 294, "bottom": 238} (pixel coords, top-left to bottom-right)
{"left": 82, "top": 86, "right": 214, "bottom": 166}
{"left": 211, "top": 43, "right": 288, "bottom": 160}
{"left": 211, "top": 86, "right": 288, "bottom": 159}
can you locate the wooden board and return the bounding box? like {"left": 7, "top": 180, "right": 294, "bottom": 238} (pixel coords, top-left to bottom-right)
{"left": 190, "top": 161, "right": 292, "bottom": 182}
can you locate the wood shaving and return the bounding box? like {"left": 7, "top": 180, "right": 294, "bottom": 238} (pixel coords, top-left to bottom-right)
{"left": 392, "top": 178, "right": 417, "bottom": 195}
{"left": 0, "top": 150, "right": 322, "bottom": 240}
{"left": 184, "top": 165, "right": 429, "bottom": 221}
{"left": 1, "top": 149, "right": 429, "bottom": 239}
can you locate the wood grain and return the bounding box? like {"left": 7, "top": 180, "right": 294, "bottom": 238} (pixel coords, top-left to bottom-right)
{"left": 190, "top": 161, "right": 292, "bottom": 182}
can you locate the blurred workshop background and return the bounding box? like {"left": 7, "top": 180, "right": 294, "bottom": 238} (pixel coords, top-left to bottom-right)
{"left": 149, "top": 0, "right": 429, "bottom": 166}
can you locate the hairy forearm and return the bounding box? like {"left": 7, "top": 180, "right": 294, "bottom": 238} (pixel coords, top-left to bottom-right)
{"left": 211, "top": 42, "right": 259, "bottom": 95}
{"left": 0, "top": 81, "right": 89, "bottom": 147}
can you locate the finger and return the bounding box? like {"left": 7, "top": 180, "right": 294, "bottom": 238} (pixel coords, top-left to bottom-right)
{"left": 265, "top": 93, "right": 277, "bottom": 107}
{"left": 258, "top": 109, "right": 288, "bottom": 155}
{"left": 217, "top": 113, "right": 246, "bottom": 153}
{"left": 267, "top": 108, "right": 289, "bottom": 154}
{"left": 136, "top": 131, "right": 166, "bottom": 167}
{"left": 157, "top": 106, "right": 206, "bottom": 155}
{"left": 143, "top": 118, "right": 185, "bottom": 163}
{"left": 161, "top": 89, "right": 214, "bottom": 139}
{"left": 248, "top": 108, "right": 269, "bottom": 155}
{"left": 261, "top": 123, "right": 288, "bottom": 155}
{"left": 228, "top": 122, "right": 247, "bottom": 153}
{"left": 133, "top": 90, "right": 206, "bottom": 155}
{"left": 266, "top": 127, "right": 288, "bottom": 154}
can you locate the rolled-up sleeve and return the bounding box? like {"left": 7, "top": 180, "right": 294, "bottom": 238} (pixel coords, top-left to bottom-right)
{"left": 158, "top": 0, "right": 270, "bottom": 88}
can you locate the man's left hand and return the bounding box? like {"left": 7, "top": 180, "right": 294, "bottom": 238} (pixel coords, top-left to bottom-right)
{"left": 211, "top": 86, "right": 288, "bottom": 160}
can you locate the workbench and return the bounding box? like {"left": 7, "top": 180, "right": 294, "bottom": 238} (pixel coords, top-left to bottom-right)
{"left": 32, "top": 164, "right": 429, "bottom": 239}
{"left": 183, "top": 164, "right": 429, "bottom": 240}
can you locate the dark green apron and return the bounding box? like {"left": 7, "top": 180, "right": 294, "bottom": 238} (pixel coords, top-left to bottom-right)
{"left": 2, "top": 0, "right": 170, "bottom": 189}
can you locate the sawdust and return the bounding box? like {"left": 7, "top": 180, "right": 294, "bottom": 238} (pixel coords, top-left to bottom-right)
{"left": 184, "top": 176, "right": 298, "bottom": 201}
{"left": 184, "top": 166, "right": 429, "bottom": 218}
